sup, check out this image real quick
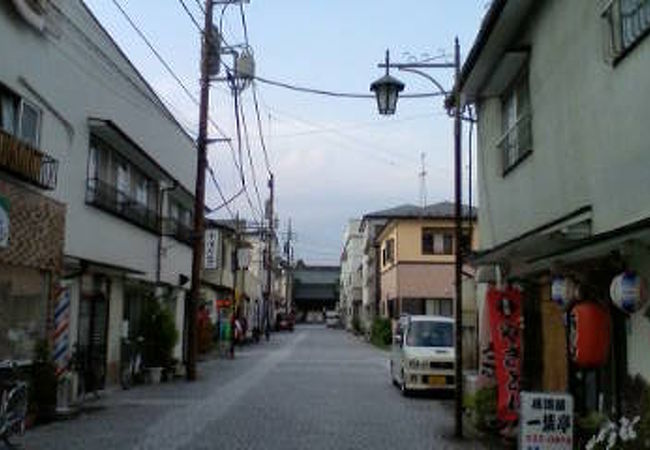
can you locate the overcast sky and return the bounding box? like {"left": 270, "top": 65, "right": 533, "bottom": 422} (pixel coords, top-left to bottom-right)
{"left": 85, "top": 0, "right": 489, "bottom": 265}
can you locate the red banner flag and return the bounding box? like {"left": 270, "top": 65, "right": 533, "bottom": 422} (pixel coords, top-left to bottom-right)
{"left": 487, "top": 285, "right": 522, "bottom": 424}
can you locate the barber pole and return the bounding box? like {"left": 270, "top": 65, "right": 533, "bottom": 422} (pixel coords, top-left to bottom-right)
{"left": 53, "top": 286, "right": 71, "bottom": 378}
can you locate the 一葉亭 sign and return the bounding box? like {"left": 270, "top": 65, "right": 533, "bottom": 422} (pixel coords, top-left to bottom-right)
{"left": 520, "top": 391, "right": 573, "bottom": 450}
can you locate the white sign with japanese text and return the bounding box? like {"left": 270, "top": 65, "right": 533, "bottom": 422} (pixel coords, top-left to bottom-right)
{"left": 520, "top": 391, "right": 573, "bottom": 450}
{"left": 204, "top": 228, "right": 220, "bottom": 270}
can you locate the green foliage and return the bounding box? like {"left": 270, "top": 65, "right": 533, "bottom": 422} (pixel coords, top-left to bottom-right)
{"left": 29, "top": 339, "right": 57, "bottom": 420}
{"left": 472, "top": 386, "right": 498, "bottom": 431}
{"left": 352, "top": 316, "right": 362, "bottom": 334}
{"left": 139, "top": 300, "right": 178, "bottom": 367}
{"left": 370, "top": 317, "right": 392, "bottom": 348}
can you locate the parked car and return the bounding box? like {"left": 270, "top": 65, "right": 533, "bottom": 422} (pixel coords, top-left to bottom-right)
{"left": 275, "top": 312, "right": 295, "bottom": 332}
{"left": 390, "top": 315, "right": 455, "bottom": 396}
{"left": 325, "top": 310, "right": 341, "bottom": 328}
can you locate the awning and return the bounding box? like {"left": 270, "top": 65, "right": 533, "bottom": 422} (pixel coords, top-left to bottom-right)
{"left": 472, "top": 209, "right": 650, "bottom": 277}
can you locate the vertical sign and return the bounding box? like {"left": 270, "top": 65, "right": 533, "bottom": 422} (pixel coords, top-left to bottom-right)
{"left": 204, "top": 228, "right": 220, "bottom": 270}
{"left": 0, "top": 196, "right": 9, "bottom": 248}
{"left": 53, "top": 286, "right": 71, "bottom": 378}
{"left": 520, "top": 392, "right": 573, "bottom": 449}
{"left": 487, "top": 285, "right": 522, "bottom": 424}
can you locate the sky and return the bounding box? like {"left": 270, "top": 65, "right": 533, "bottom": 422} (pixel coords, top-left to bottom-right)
{"left": 85, "top": 0, "right": 490, "bottom": 265}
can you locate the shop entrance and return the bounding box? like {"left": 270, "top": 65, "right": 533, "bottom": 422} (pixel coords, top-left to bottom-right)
{"left": 77, "top": 293, "right": 109, "bottom": 392}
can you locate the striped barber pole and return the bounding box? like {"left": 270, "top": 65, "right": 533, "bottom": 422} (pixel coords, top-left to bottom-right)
{"left": 53, "top": 286, "right": 71, "bottom": 378}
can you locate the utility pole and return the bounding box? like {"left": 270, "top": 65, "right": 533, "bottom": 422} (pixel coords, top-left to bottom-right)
{"left": 187, "top": 0, "right": 214, "bottom": 381}
{"left": 264, "top": 174, "right": 274, "bottom": 334}
{"left": 452, "top": 37, "right": 464, "bottom": 439}
{"left": 284, "top": 219, "right": 293, "bottom": 314}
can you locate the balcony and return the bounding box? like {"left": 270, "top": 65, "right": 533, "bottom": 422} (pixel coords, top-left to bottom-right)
{"left": 0, "top": 129, "right": 58, "bottom": 190}
{"left": 86, "top": 178, "right": 160, "bottom": 233}
{"left": 164, "top": 218, "right": 193, "bottom": 246}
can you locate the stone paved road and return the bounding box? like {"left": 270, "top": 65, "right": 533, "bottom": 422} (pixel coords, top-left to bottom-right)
{"left": 24, "top": 326, "right": 486, "bottom": 450}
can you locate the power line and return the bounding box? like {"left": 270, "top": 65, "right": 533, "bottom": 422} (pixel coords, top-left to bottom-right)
{"left": 176, "top": 0, "right": 203, "bottom": 31}
{"left": 239, "top": 96, "right": 266, "bottom": 217}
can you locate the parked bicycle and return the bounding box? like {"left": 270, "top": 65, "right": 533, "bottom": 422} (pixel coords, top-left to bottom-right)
{"left": 120, "top": 336, "right": 144, "bottom": 390}
{"left": 0, "top": 361, "right": 27, "bottom": 447}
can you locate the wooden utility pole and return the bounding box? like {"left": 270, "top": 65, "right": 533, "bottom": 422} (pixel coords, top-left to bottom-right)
{"left": 187, "top": 0, "right": 214, "bottom": 381}
{"left": 264, "top": 174, "right": 274, "bottom": 333}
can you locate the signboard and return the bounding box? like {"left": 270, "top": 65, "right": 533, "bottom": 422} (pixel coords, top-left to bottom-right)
{"left": 0, "top": 196, "right": 9, "bottom": 248}
{"left": 487, "top": 285, "right": 522, "bottom": 423}
{"left": 520, "top": 391, "right": 573, "bottom": 449}
{"left": 204, "top": 228, "right": 220, "bottom": 270}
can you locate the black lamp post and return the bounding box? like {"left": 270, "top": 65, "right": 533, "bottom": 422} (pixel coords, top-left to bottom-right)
{"left": 371, "top": 39, "right": 465, "bottom": 439}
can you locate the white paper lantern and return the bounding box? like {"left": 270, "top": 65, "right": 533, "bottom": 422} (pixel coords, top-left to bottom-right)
{"left": 551, "top": 276, "right": 577, "bottom": 308}
{"left": 610, "top": 271, "right": 648, "bottom": 314}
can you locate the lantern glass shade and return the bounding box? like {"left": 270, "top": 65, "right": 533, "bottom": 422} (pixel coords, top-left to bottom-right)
{"left": 370, "top": 74, "right": 405, "bottom": 115}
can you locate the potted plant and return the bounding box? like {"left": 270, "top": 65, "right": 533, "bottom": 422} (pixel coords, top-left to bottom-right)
{"left": 138, "top": 299, "right": 178, "bottom": 383}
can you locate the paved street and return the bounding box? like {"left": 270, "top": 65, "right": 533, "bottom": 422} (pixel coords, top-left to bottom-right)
{"left": 24, "top": 326, "right": 484, "bottom": 450}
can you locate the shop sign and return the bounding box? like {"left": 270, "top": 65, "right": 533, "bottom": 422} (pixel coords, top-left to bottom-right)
{"left": 519, "top": 391, "right": 573, "bottom": 450}
{"left": 0, "top": 196, "right": 9, "bottom": 249}
{"left": 204, "top": 228, "right": 220, "bottom": 270}
{"left": 487, "top": 285, "right": 522, "bottom": 424}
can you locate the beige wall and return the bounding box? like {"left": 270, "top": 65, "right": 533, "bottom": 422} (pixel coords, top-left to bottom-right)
{"left": 378, "top": 218, "right": 478, "bottom": 271}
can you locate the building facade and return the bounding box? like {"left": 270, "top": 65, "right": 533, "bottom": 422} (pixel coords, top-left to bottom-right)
{"left": 459, "top": 0, "right": 650, "bottom": 421}
{"left": 0, "top": 0, "right": 196, "bottom": 389}
{"left": 339, "top": 219, "right": 363, "bottom": 331}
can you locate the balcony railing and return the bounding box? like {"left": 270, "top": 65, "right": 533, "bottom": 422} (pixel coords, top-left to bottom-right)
{"left": 497, "top": 112, "right": 532, "bottom": 175}
{"left": 164, "top": 218, "right": 193, "bottom": 246}
{"left": 86, "top": 178, "right": 160, "bottom": 233}
{"left": 0, "top": 129, "right": 58, "bottom": 190}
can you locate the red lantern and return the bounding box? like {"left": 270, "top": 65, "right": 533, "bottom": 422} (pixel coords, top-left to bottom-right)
{"left": 569, "top": 302, "right": 611, "bottom": 368}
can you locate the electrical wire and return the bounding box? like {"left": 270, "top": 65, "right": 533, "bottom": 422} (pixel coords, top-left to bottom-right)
{"left": 239, "top": 96, "right": 266, "bottom": 218}
{"left": 176, "top": 0, "right": 203, "bottom": 31}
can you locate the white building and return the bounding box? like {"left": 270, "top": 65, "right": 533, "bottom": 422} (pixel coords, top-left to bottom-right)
{"left": 339, "top": 220, "right": 363, "bottom": 331}
{"left": 459, "top": 0, "right": 650, "bottom": 420}
{"left": 0, "top": 0, "right": 196, "bottom": 388}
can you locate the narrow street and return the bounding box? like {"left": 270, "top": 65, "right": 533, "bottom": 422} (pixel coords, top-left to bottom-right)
{"left": 24, "top": 326, "right": 483, "bottom": 450}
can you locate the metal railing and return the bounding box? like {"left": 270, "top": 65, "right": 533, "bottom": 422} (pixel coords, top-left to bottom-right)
{"left": 85, "top": 178, "right": 160, "bottom": 233}
{"left": 0, "top": 129, "right": 58, "bottom": 190}
{"left": 604, "top": 0, "right": 650, "bottom": 56}
{"left": 497, "top": 112, "right": 532, "bottom": 174}
{"left": 163, "top": 218, "right": 193, "bottom": 246}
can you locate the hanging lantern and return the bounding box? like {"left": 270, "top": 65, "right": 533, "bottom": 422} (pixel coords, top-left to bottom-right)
{"left": 569, "top": 302, "right": 611, "bottom": 369}
{"left": 551, "top": 276, "right": 577, "bottom": 308}
{"left": 610, "top": 271, "right": 648, "bottom": 314}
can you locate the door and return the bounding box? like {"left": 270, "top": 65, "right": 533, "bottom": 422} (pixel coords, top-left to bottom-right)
{"left": 78, "top": 293, "right": 109, "bottom": 392}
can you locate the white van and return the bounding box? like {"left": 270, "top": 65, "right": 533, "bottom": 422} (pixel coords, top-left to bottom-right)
{"left": 390, "top": 315, "right": 455, "bottom": 395}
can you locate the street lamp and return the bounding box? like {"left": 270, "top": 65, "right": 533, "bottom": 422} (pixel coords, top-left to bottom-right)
{"left": 371, "top": 38, "right": 465, "bottom": 439}
{"left": 370, "top": 51, "right": 405, "bottom": 115}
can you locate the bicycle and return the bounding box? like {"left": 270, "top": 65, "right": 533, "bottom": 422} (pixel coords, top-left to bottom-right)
{"left": 120, "top": 336, "right": 144, "bottom": 390}
{"left": 0, "top": 361, "right": 27, "bottom": 447}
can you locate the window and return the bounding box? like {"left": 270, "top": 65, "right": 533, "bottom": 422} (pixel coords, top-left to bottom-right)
{"left": 422, "top": 228, "right": 453, "bottom": 255}
{"left": 382, "top": 238, "right": 395, "bottom": 266}
{"left": 425, "top": 298, "right": 453, "bottom": 317}
{"left": 498, "top": 70, "right": 532, "bottom": 174}
{"left": 604, "top": 0, "right": 650, "bottom": 59}
{"left": 0, "top": 86, "right": 41, "bottom": 147}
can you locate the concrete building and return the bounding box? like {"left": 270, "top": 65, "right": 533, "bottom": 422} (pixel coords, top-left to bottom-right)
{"left": 358, "top": 215, "right": 388, "bottom": 334}
{"left": 0, "top": 1, "right": 196, "bottom": 389}
{"left": 459, "top": 0, "right": 650, "bottom": 421}
{"left": 339, "top": 220, "right": 363, "bottom": 331}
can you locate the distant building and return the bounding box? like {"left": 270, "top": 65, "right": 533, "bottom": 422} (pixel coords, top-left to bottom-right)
{"left": 339, "top": 220, "right": 363, "bottom": 331}
{"left": 292, "top": 262, "right": 340, "bottom": 322}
